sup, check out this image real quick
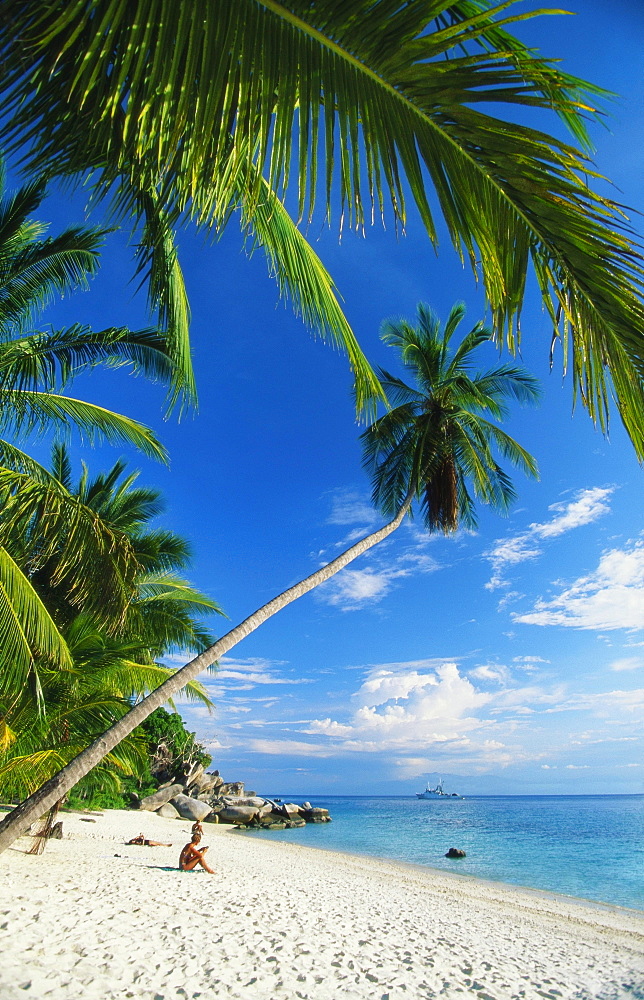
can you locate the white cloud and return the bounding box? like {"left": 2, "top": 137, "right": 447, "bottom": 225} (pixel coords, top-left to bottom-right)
{"left": 319, "top": 552, "right": 439, "bottom": 610}
{"left": 542, "top": 688, "right": 644, "bottom": 714}
{"left": 513, "top": 541, "right": 644, "bottom": 631}
{"left": 306, "top": 661, "right": 493, "bottom": 750}
{"left": 512, "top": 656, "right": 549, "bottom": 674}
{"left": 160, "top": 651, "right": 195, "bottom": 668}
{"left": 485, "top": 487, "right": 614, "bottom": 590}
{"left": 244, "top": 738, "right": 337, "bottom": 757}
{"left": 469, "top": 663, "right": 510, "bottom": 684}
{"left": 610, "top": 656, "right": 644, "bottom": 672}
{"left": 321, "top": 567, "right": 394, "bottom": 608}
{"left": 212, "top": 656, "right": 312, "bottom": 687}
{"left": 327, "top": 490, "right": 379, "bottom": 527}
{"left": 485, "top": 536, "right": 542, "bottom": 590}
{"left": 530, "top": 488, "right": 613, "bottom": 538}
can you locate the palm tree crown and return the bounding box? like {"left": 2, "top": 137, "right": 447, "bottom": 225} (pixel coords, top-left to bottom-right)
{"left": 1, "top": 1, "right": 642, "bottom": 446}
{"left": 363, "top": 303, "right": 540, "bottom": 532}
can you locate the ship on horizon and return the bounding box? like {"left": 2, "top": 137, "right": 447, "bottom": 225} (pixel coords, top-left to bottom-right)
{"left": 416, "top": 778, "right": 464, "bottom": 800}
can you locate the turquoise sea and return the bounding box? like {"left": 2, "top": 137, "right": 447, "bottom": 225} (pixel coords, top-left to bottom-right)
{"left": 249, "top": 795, "right": 644, "bottom": 912}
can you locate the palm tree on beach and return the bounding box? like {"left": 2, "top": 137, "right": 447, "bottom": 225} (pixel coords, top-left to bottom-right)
{"left": 0, "top": 1, "right": 642, "bottom": 446}
{"left": 0, "top": 171, "right": 188, "bottom": 709}
{"left": 0, "top": 300, "right": 539, "bottom": 850}
{"left": 0, "top": 447, "right": 224, "bottom": 806}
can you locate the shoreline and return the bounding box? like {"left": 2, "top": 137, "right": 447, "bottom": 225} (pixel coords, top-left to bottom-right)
{"left": 264, "top": 833, "right": 644, "bottom": 920}
{"left": 1, "top": 808, "right": 643, "bottom": 999}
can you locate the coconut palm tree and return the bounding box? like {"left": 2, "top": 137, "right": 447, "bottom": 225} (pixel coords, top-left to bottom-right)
{"left": 1, "top": 1, "right": 642, "bottom": 445}
{"left": 0, "top": 300, "right": 539, "bottom": 850}
{"left": 0, "top": 615, "right": 216, "bottom": 808}
{"left": 0, "top": 448, "right": 224, "bottom": 806}
{"left": 0, "top": 171, "right": 185, "bottom": 700}
{"left": 1, "top": 445, "right": 224, "bottom": 712}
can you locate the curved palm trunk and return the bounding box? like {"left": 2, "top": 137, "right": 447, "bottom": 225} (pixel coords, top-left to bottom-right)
{"left": 0, "top": 496, "right": 412, "bottom": 853}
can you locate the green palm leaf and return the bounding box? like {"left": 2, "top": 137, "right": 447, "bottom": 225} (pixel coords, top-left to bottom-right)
{"left": 0, "top": 469, "right": 142, "bottom": 628}
{"left": 0, "top": 545, "right": 72, "bottom": 708}
{"left": 3, "top": 2, "right": 641, "bottom": 444}
{"left": 363, "top": 302, "right": 540, "bottom": 530}
{"left": 1, "top": 391, "right": 167, "bottom": 462}
{"left": 0, "top": 325, "right": 178, "bottom": 392}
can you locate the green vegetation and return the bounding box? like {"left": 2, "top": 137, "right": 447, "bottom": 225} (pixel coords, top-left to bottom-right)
{"left": 0, "top": 169, "right": 179, "bottom": 704}
{"left": 1, "top": 2, "right": 642, "bottom": 444}
{"left": 65, "top": 708, "right": 211, "bottom": 811}
{"left": 0, "top": 448, "right": 223, "bottom": 806}
{"left": 0, "top": 174, "right": 223, "bottom": 815}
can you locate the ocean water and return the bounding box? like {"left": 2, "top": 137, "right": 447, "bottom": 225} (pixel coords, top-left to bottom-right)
{"left": 247, "top": 795, "right": 644, "bottom": 912}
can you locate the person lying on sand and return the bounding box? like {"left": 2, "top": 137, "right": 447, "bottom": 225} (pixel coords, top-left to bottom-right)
{"left": 127, "top": 833, "right": 172, "bottom": 847}
{"left": 179, "top": 832, "right": 215, "bottom": 873}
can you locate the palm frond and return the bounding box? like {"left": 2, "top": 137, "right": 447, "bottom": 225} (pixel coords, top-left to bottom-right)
{"left": 0, "top": 439, "right": 60, "bottom": 483}
{"left": 133, "top": 190, "right": 197, "bottom": 413}
{"left": 1, "top": 390, "right": 168, "bottom": 462}
{"left": 135, "top": 572, "right": 225, "bottom": 614}
{"left": 130, "top": 530, "right": 192, "bottom": 572}
{"left": 0, "top": 545, "right": 72, "bottom": 707}
{"left": 237, "top": 172, "right": 384, "bottom": 415}
{"left": 0, "top": 218, "right": 105, "bottom": 335}
{"left": 0, "top": 470, "right": 142, "bottom": 628}
{"left": 0, "top": 325, "right": 178, "bottom": 392}
{"left": 3, "top": 2, "right": 640, "bottom": 443}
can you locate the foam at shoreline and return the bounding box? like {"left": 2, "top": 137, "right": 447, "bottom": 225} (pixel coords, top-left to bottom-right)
{"left": 1, "top": 807, "right": 642, "bottom": 999}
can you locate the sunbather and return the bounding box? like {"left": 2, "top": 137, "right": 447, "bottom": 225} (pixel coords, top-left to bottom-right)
{"left": 127, "top": 833, "right": 171, "bottom": 847}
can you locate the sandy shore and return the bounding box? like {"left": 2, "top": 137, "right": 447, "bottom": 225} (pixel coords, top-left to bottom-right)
{"left": 0, "top": 808, "right": 642, "bottom": 1000}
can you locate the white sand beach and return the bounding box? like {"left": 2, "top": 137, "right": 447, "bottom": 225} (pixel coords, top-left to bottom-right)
{"left": 0, "top": 808, "right": 642, "bottom": 1000}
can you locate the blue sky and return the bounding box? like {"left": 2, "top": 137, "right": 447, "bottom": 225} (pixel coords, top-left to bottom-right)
{"left": 9, "top": 2, "right": 643, "bottom": 796}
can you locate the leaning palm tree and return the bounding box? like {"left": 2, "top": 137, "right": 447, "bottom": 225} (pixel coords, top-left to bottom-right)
{"left": 0, "top": 449, "right": 224, "bottom": 816}
{"left": 0, "top": 615, "right": 217, "bottom": 820}
{"left": 0, "top": 1, "right": 642, "bottom": 445}
{"left": 0, "top": 301, "right": 539, "bottom": 850}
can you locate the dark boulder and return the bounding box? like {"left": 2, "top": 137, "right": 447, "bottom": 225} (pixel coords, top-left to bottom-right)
{"left": 302, "top": 807, "right": 331, "bottom": 823}
{"left": 170, "top": 794, "right": 213, "bottom": 821}
{"left": 445, "top": 847, "right": 466, "bottom": 858}
{"left": 217, "top": 805, "right": 261, "bottom": 825}
{"left": 139, "top": 783, "right": 184, "bottom": 811}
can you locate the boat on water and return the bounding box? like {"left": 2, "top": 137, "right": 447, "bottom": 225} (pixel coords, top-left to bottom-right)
{"left": 416, "top": 778, "right": 463, "bottom": 800}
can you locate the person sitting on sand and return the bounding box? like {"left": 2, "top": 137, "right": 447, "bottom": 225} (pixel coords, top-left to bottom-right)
{"left": 179, "top": 832, "right": 215, "bottom": 873}
{"left": 127, "top": 833, "right": 172, "bottom": 847}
